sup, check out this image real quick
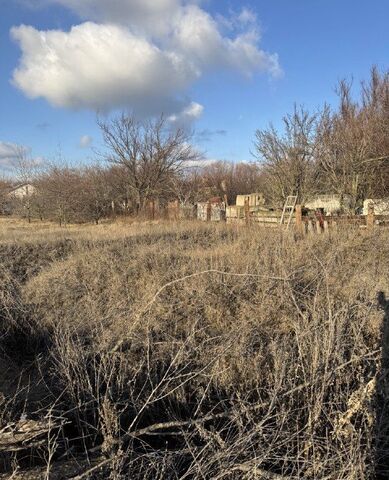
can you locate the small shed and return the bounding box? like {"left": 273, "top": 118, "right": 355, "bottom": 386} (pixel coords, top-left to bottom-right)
{"left": 197, "top": 198, "right": 226, "bottom": 222}
{"left": 236, "top": 193, "right": 265, "bottom": 208}
{"left": 305, "top": 194, "right": 352, "bottom": 215}
{"left": 363, "top": 199, "right": 389, "bottom": 216}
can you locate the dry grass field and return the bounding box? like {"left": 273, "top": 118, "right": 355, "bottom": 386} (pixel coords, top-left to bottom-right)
{"left": 1, "top": 217, "right": 389, "bottom": 479}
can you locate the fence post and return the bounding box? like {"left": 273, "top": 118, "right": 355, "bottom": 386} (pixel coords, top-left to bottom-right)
{"left": 151, "top": 200, "right": 155, "bottom": 220}
{"left": 367, "top": 203, "right": 375, "bottom": 231}
{"left": 244, "top": 198, "right": 250, "bottom": 226}
{"left": 295, "top": 205, "right": 304, "bottom": 236}
{"left": 154, "top": 198, "right": 160, "bottom": 220}
{"left": 168, "top": 200, "right": 179, "bottom": 220}
{"left": 207, "top": 202, "right": 212, "bottom": 222}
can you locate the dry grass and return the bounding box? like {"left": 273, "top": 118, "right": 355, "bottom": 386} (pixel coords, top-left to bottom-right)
{"left": 0, "top": 217, "right": 210, "bottom": 245}
{"left": 0, "top": 217, "right": 388, "bottom": 478}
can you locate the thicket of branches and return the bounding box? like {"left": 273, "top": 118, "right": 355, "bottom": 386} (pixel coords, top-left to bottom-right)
{"left": 254, "top": 67, "right": 389, "bottom": 208}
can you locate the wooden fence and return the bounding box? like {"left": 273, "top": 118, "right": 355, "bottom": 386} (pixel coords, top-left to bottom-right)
{"left": 228, "top": 201, "right": 389, "bottom": 233}
{"left": 144, "top": 199, "right": 389, "bottom": 232}
{"left": 296, "top": 204, "right": 389, "bottom": 234}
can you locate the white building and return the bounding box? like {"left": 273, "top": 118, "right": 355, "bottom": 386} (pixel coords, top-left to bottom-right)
{"left": 236, "top": 193, "right": 265, "bottom": 208}
{"left": 8, "top": 183, "right": 36, "bottom": 199}
{"left": 305, "top": 194, "right": 352, "bottom": 215}
{"left": 363, "top": 199, "right": 389, "bottom": 216}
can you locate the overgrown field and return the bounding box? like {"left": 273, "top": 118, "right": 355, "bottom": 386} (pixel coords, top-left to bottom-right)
{"left": 0, "top": 218, "right": 388, "bottom": 479}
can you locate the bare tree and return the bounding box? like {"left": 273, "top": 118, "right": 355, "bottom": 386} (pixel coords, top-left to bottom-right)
{"left": 98, "top": 114, "right": 200, "bottom": 213}
{"left": 34, "top": 164, "right": 86, "bottom": 226}
{"left": 168, "top": 167, "right": 204, "bottom": 206}
{"left": 200, "top": 160, "right": 233, "bottom": 202}
{"left": 78, "top": 166, "right": 117, "bottom": 224}
{"left": 199, "top": 160, "right": 263, "bottom": 204}
{"left": 9, "top": 146, "right": 42, "bottom": 222}
{"left": 229, "top": 162, "right": 264, "bottom": 202}
{"left": 0, "top": 178, "right": 12, "bottom": 215}
{"left": 316, "top": 67, "right": 389, "bottom": 209}
{"left": 253, "top": 106, "right": 319, "bottom": 207}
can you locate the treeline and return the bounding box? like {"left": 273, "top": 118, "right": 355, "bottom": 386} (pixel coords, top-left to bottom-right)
{"left": 0, "top": 160, "right": 263, "bottom": 224}
{"left": 1, "top": 67, "right": 388, "bottom": 224}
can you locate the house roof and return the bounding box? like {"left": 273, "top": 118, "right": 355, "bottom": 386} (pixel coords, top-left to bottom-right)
{"left": 6, "top": 183, "right": 36, "bottom": 197}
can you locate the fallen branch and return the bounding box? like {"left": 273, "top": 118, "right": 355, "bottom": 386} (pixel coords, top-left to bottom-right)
{"left": 216, "top": 461, "right": 289, "bottom": 480}
{"left": 72, "top": 347, "right": 379, "bottom": 477}
{"left": 0, "top": 418, "right": 67, "bottom": 452}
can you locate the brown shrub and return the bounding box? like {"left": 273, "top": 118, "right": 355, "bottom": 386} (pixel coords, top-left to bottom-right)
{"left": 1, "top": 221, "right": 389, "bottom": 478}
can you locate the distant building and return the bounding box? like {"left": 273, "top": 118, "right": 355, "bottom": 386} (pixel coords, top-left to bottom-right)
{"left": 226, "top": 192, "right": 270, "bottom": 223}
{"left": 0, "top": 184, "right": 36, "bottom": 216}
{"left": 197, "top": 197, "right": 226, "bottom": 222}
{"left": 363, "top": 199, "right": 389, "bottom": 216}
{"left": 236, "top": 193, "right": 265, "bottom": 208}
{"left": 8, "top": 183, "right": 36, "bottom": 199}
{"left": 305, "top": 194, "right": 352, "bottom": 215}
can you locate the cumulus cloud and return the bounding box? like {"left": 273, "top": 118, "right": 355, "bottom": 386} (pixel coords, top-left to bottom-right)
{"left": 11, "top": 0, "right": 281, "bottom": 120}
{"left": 79, "top": 135, "right": 92, "bottom": 148}
{"left": 168, "top": 102, "right": 204, "bottom": 127}
{"left": 41, "top": 0, "right": 182, "bottom": 36}
{"left": 11, "top": 22, "right": 198, "bottom": 113}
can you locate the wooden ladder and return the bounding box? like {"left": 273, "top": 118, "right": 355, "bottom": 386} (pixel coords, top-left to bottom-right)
{"left": 280, "top": 195, "right": 298, "bottom": 229}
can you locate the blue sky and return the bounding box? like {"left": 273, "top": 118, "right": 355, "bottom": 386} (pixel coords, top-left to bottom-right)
{"left": 0, "top": 0, "right": 388, "bottom": 171}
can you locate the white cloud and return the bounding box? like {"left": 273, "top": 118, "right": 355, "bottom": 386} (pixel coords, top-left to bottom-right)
{"left": 0, "top": 142, "right": 28, "bottom": 169}
{"left": 79, "top": 135, "right": 93, "bottom": 148}
{"left": 237, "top": 8, "right": 257, "bottom": 26}
{"left": 168, "top": 5, "right": 279, "bottom": 76}
{"left": 11, "top": 22, "right": 197, "bottom": 113}
{"left": 0, "top": 141, "right": 43, "bottom": 172}
{"left": 11, "top": 1, "right": 281, "bottom": 120}
{"left": 41, "top": 0, "right": 182, "bottom": 36}
{"left": 216, "top": 7, "right": 258, "bottom": 33}
{"left": 168, "top": 101, "right": 204, "bottom": 126}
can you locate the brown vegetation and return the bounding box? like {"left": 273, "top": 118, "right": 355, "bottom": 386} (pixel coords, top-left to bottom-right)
{"left": 254, "top": 67, "right": 389, "bottom": 208}
{"left": 0, "top": 218, "right": 388, "bottom": 478}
